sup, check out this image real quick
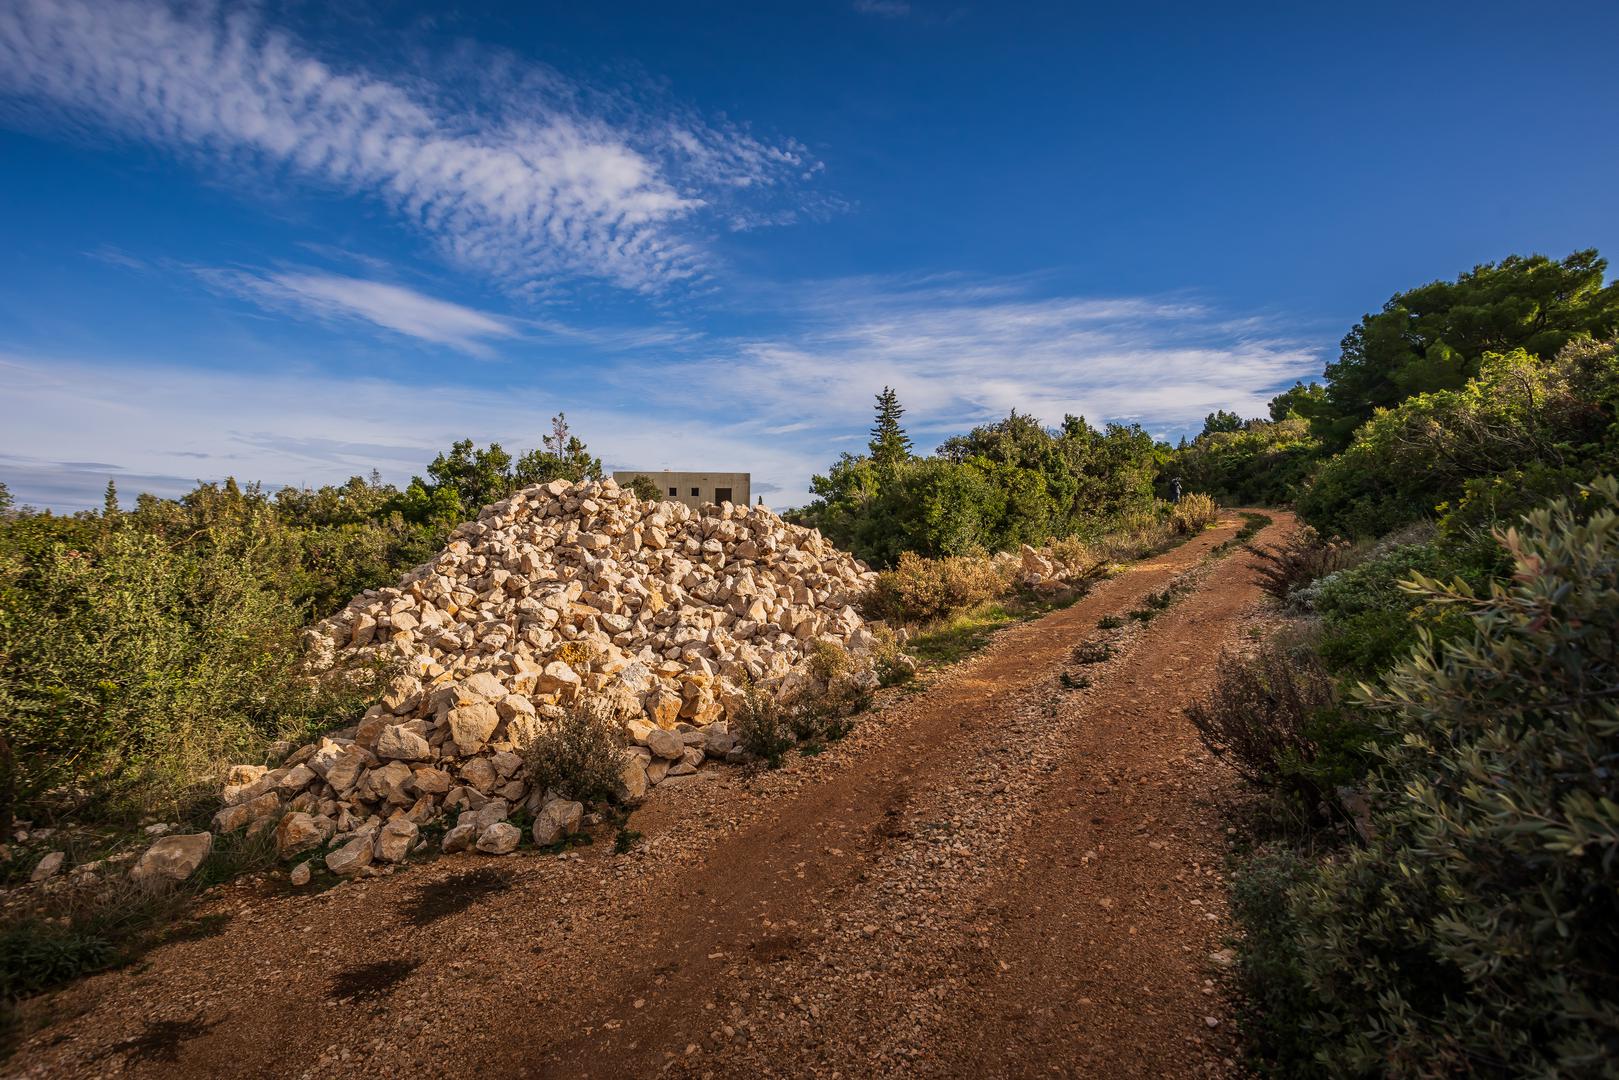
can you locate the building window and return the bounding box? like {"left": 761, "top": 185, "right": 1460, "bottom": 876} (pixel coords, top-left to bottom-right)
{"left": 714, "top": 487, "right": 732, "bottom": 503}
{"left": 668, "top": 486, "right": 677, "bottom": 496}
{"left": 691, "top": 487, "right": 700, "bottom": 496}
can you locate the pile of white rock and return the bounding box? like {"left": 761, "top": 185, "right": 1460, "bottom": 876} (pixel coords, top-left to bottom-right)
{"left": 210, "top": 477, "right": 882, "bottom": 876}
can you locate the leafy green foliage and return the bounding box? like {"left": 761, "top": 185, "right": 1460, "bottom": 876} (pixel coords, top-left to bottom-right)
{"left": 1173, "top": 418, "right": 1322, "bottom": 506}
{"left": 425, "top": 438, "right": 515, "bottom": 512}
{"left": 1297, "top": 342, "right": 1619, "bottom": 537}
{"left": 1201, "top": 409, "right": 1246, "bottom": 435}
{"left": 513, "top": 412, "right": 604, "bottom": 488}
{"left": 798, "top": 393, "right": 1161, "bottom": 567}
{"left": 1306, "top": 541, "right": 1496, "bottom": 678}
{"left": 1256, "top": 479, "right": 1619, "bottom": 1076}
{"left": 625, "top": 474, "right": 663, "bottom": 502}
{"left": 0, "top": 512, "right": 381, "bottom": 823}
{"left": 868, "top": 385, "right": 913, "bottom": 469}
{"left": 1313, "top": 249, "right": 1619, "bottom": 448}
{"left": 733, "top": 684, "right": 794, "bottom": 768}
{"left": 1228, "top": 846, "right": 1320, "bottom": 1077}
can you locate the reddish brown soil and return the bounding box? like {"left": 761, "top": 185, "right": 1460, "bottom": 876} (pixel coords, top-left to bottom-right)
{"left": 7, "top": 511, "right": 1291, "bottom": 1080}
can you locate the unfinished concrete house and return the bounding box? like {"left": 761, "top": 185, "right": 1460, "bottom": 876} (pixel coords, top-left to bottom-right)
{"left": 611, "top": 471, "right": 752, "bottom": 511}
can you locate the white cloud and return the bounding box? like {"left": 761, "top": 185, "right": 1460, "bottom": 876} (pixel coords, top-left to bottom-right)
{"left": 0, "top": 0, "right": 820, "bottom": 292}
{"left": 0, "top": 353, "right": 826, "bottom": 512}
{"left": 0, "top": 279, "right": 1328, "bottom": 513}
{"left": 653, "top": 278, "right": 1322, "bottom": 444}
{"left": 200, "top": 268, "right": 517, "bottom": 354}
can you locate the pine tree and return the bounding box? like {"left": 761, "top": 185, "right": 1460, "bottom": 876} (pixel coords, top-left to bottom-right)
{"left": 868, "top": 386, "right": 913, "bottom": 468}
{"left": 514, "top": 413, "right": 602, "bottom": 486}
{"left": 102, "top": 479, "right": 120, "bottom": 517}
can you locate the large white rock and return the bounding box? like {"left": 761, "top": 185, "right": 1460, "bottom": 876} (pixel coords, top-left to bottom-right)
{"left": 373, "top": 818, "right": 418, "bottom": 863}
{"left": 531, "top": 799, "right": 584, "bottom": 847}
{"left": 645, "top": 728, "right": 684, "bottom": 761}
{"left": 441, "top": 822, "right": 478, "bottom": 853}
{"left": 131, "top": 833, "right": 214, "bottom": 885}
{"left": 476, "top": 821, "right": 521, "bottom": 855}
{"left": 376, "top": 724, "right": 431, "bottom": 761}
{"left": 30, "top": 850, "right": 65, "bottom": 882}
{"left": 275, "top": 811, "right": 333, "bottom": 859}
{"left": 326, "top": 834, "right": 373, "bottom": 877}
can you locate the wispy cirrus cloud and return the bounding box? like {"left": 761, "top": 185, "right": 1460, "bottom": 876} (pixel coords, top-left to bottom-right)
{"left": 663, "top": 276, "right": 1322, "bottom": 445}
{"left": 0, "top": 0, "right": 822, "bottom": 293}
{"left": 199, "top": 268, "right": 518, "bottom": 354}
{"left": 0, "top": 352, "right": 825, "bottom": 510}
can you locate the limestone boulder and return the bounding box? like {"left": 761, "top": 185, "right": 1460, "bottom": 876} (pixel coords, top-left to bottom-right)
{"left": 376, "top": 723, "right": 431, "bottom": 761}
{"left": 449, "top": 702, "right": 500, "bottom": 755}
{"left": 476, "top": 821, "right": 521, "bottom": 855}
{"left": 374, "top": 818, "right": 418, "bottom": 863}
{"left": 441, "top": 821, "right": 478, "bottom": 854}
{"left": 131, "top": 833, "right": 214, "bottom": 885}
{"left": 326, "top": 834, "right": 374, "bottom": 877}
{"left": 531, "top": 799, "right": 584, "bottom": 847}
{"left": 275, "top": 812, "right": 334, "bottom": 859}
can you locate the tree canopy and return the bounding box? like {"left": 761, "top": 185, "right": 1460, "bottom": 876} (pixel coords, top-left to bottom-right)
{"left": 1312, "top": 249, "right": 1619, "bottom": 448}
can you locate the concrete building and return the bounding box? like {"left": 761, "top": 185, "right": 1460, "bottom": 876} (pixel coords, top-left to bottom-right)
{"left": 612, "top": 470, "right": 752, "bottom": 511}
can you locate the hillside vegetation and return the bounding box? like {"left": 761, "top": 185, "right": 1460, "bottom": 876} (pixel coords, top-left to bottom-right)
{"left": 1172, "top": 249, "right": 1619, "bottom": 1076}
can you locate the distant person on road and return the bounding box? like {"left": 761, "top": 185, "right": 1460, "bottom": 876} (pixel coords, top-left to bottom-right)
{"left": 1170, "top": 476, "right": 1183, "bottom": 504}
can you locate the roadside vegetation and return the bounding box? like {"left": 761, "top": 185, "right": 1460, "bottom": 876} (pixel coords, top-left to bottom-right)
{"left": 1177, "top": 249, "right": 1619, "bottom": 1076}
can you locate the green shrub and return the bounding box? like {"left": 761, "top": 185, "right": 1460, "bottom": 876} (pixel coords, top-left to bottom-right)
{"left": 733, "top": 684, "right": 794, "bottom": 768}
{"left": 624, "top": 475, "right": 664, "bottom": 503}
{"left": 0, "top": 521, "right": 378, "bottom": 824}
{"left": 1229, "top": 845, "right": 1322, "bottom": 1077}
{"left": 1270, "top": 477, "right": 1619, "bottom": 1076}
{"left": 1173, "top": 417, "right": 1323, "bottom": 506}
{"left": 1298, "top": 342, "right": 1619, "bottom": 539}
{"left": 1309, "top": 541, "right": 1496, "bottom": 678}
{"left": 867, "top": 627, "right": 917, "bottom": 687}
{"left": 858, "top": 551, "right": 1008, "bottom": 625}
{"left": 517, "top": 699, "right": 628, "bottom": 805}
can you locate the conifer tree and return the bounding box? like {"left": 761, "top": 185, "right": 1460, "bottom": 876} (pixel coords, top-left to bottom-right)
{"left": 868, "top": 386, "right": 913, "bottom": 468}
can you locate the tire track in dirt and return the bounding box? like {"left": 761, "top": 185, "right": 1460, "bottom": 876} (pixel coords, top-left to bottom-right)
{"left": 6, "top": 513, "right": 1286, "bottom": 1079}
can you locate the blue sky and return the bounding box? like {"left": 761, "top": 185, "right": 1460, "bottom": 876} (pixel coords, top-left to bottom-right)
{"left": 2, "top": 0, "right": 1616, "bottom": 510}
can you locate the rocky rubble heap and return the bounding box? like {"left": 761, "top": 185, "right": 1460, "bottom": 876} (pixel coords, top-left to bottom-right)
{"left": 211, "top": 477, "right": 880, "bottom": 874}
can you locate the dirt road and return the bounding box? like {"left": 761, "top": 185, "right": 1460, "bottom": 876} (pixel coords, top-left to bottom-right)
{"left": 8, "top": 512, "right": 1288, "bottom": 1079}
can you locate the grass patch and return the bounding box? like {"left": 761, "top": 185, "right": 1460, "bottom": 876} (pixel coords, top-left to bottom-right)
{"left": 905, "top": 602, "right": 1019, "bottom": 665}
{"left": 1212, "top": 511, "right": 1274, "bottom": 556}
{"left": 1059, "top": 671, "right": 1091, "bottom": 690}
{"left": 613, "top": 828, "right": 643, "bottom": 855}
{"left": 1096, "top": 614, "right": 1124, "bottom": 630}
{"left": 0, "top": 823, "right": 284, "bottom": 1013}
